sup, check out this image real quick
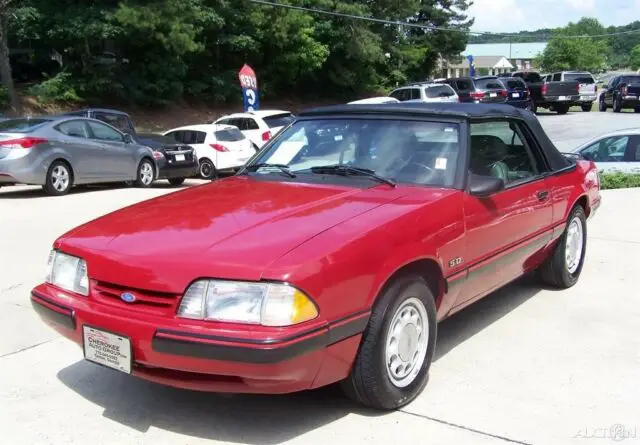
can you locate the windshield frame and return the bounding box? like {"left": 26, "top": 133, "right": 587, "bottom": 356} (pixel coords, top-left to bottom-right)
{"left": 243, "top": 113, "right": 468, "bottom": 190}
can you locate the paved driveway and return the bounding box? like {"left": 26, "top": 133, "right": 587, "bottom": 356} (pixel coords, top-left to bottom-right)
{"left": 1, "top": 112, "right": 639, "bottom": 445}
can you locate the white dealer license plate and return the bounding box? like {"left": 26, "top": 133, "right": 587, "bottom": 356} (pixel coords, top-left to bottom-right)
{"left": 83, "top": 326, "right": 131, "bottom": 374}
{"left": 558, "top": 96, "right": 567, "bottom": 101}
{"left": 175, "top": 154, "right": 185, "bottom": 162}
{"left": 512, "top": 92, "right": 520, "bottom": 98}
{"left": 489, "top": 93, "right": 497, "bottom": 97}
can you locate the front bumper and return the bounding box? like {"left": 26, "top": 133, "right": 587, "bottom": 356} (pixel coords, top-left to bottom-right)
{"left": 30, "top": 283, "right": 368, "bottom": 393}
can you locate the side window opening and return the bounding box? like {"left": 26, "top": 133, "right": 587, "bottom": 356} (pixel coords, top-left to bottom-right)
{"left": 469, "top": 121, "right": 542, "bottom": 186}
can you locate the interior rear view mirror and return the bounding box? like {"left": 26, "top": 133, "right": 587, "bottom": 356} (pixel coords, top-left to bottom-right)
{"left": 468, "top": 173, "right": 504, "bottom": 197}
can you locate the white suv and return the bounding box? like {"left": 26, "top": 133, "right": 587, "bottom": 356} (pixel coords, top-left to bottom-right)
{"left": 163, "top": 124, "right": 256, "bottom": 180}
{"left": 389, "top": 83, "right": 459, "bottom": 103}
{"left": 214, "top": 110, "right": 295, "bottom": 149}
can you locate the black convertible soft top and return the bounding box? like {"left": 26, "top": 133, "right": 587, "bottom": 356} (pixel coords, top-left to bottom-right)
{"left": 299, "top": 102, "right": 572, "bottom": 172}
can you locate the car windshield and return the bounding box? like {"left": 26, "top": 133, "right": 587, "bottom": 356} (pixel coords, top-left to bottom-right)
{"left": 564, "top": 73, "right": 594, "bottom": 84}
{"left": 215, "top": 128, "right": 245, "bottom": 141}
{"left": 0, "top": 118, "right": 51, "bottom": 133}
{"left": 502, "top": 78, "right": 526, "bottom": 89}
{"left": 251, "top": 118, "right": 461, "bottom": 187}
{"left": 621, "top": 76, "right": 640, "bottom": 85}
{"left": 263, "top": 113, "right": 295, "bottom": 128}
{"left": 474, "top": 78, "right": 504, "bottom": 90}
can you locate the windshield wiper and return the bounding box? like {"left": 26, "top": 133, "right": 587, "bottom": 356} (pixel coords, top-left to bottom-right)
{"left": 238, "top": 163, "right": 296, "bottom": 178}
{"left": 309, "top": 164, "right": 396, "bottom": 187}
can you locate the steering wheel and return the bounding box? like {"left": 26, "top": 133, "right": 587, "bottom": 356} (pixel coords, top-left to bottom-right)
{"left": 413, "top": 162, "right": 435, "bottom": 174}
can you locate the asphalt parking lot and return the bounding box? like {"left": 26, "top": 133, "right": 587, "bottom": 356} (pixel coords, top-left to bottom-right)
{"left": 1, "top": 111, "right": 639, "bottom": 445}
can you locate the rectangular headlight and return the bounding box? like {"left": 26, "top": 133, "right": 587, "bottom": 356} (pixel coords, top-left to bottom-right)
{"left": 45, "top": 250, "right": 89, "bottom": 296}
{"left": 177, "top": 280, "right": 318, "bottom": 326}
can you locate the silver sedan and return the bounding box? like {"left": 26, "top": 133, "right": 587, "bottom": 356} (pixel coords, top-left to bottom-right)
{"left": 0, "top": 116, "right": 157, "bottom": 195}
{"left": 569, "top": 128, "right": 640, "bottom": 175}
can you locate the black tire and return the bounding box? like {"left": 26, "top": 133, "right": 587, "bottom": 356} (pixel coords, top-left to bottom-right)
{"left": 342, "top": 274, "right": 437, "bottom": 410}
{"left": 135, "top": 158, "right": 155, "bottom": 188}
{"left": 539, "top": 205, "right": 587, "bottom": 289}
{"left": 613, "top": 96, "right": 622, "bottom": 113}
{"left": 634, "top": 107, "right": 640, "bottom": 113}
{"left": 530, "top": 99, "right": 538, "bottom": 114}
{"left": 556, "top": 104, "right": 569, "bottom": 115}
{"left": 581, "top": 103, "right": 592, "bottom": 112}
{"left": 168, "top": 178, "right": 185, "bottom": 186}
{"left": 599, "top": 96, "right": 607, "bottom": 112}
{"left": 198, "top": 158, "right": 217, "bottom": 180}
{"left": 43, "top": 160, "right": 73, "bottom": 196}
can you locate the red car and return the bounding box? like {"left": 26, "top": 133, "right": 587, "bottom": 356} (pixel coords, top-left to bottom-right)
{"left": 31, "top": 103, "right": 601, "bottom": 410}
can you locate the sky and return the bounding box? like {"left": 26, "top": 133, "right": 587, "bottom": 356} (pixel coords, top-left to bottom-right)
{"left": 468, "top": 0, "right": 640, "bottom": 33}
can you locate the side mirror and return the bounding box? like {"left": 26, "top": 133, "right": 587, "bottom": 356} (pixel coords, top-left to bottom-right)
{"left": 468, "top": 173, "right": 504, "bottom": 197}
{"left": 123, "top": 133, "right": 133, "bottom": 144}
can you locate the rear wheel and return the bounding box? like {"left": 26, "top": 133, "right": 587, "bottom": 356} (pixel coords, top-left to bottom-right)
{"left": 634, "top": 107, "right": 640, "bottom": 113}
{"left": 135, "top": 159, "right": 155, "bottom": 188}
{"left": 199, "top": 158, "right": 217, "bottom": 180}
{"left": 539, "top": 205, "right": 587, "bottom": 289}
{"left": 342, "top": 274, "right": 437, "bottom": 410}
{"left": 168, "top": 178, "right": 185, "bottom": 186}
{"left": 530, "top": 99, "right": 538, "bottom": 114}
{"left": 581, "top": 103, "right": 592, "bottom": 112}
{"left": 613, "top": 96, "right": 622, "bottom": 113}
{"left": 43, "top": 161, "right": 73, "bottom": 196}
{"left": 599, "top": 96, "right": 607, "bottom": 112}
{"left": 556, "top": 104, "right": 569, "bottom": 115}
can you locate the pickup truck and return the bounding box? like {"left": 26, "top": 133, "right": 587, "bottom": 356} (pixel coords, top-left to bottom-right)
{"left": 61, "top": 108, "right": 199, "bottom": 184}
{"left": 32, "top": 102, "right": 601, "bottom": 411}
{"left": 503, "top": 71, "right": 580, "bottom": 114}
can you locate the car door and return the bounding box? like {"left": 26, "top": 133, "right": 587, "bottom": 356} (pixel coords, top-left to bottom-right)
{"left": 605, "top": 77, "right": 618, "bottom": 106}
{"left": 86, "top": 121, "right": 134, "bottom": 180}
{"left": 627, "top": 136, "right": 640, "bottom": 174}
{"left": 578, "top": 135, "right": 634, "bottom": 174}
{"left": 53, "top": 120, "right": 102, "bottom": 181}
{"left": 456, "top": 119, "right": 554, "bottom": 307}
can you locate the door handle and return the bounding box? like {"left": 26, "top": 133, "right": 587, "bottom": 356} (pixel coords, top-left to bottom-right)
{"left": 537, "top": 190, "right": 549, "bottom": 201}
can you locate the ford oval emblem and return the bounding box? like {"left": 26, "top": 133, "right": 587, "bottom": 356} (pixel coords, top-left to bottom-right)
{"left": 121, "top": 292, "right": 136, "bottom": 303}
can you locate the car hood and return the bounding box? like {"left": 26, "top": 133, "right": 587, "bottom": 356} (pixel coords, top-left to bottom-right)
{"left": 56, "top": 176, "right": 404, "bottom": 293}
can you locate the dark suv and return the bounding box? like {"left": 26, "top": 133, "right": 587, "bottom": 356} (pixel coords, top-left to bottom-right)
{"left": 438, "top": 77, "right": 508, "bottom": 104}
{"left": 599, "top": 74, "right": 640, "bottom": 113}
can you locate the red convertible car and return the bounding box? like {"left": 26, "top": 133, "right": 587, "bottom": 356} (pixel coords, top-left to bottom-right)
{"left": 31, "top": 103, "right": 601, "bottom": 410}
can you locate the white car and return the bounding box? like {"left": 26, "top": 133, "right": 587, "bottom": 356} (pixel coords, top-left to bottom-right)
{"left": 347, "top": 97, "right": 400, "bottom": 104}
{"left": 213, "top": 110, "right": 295, "bottom": 149}
{"left": 569, "top": 128, "right": 640, "bottom": 175}
{"left": 163, "top": 124, "right": 256, "bottom": 180}
{"left": 389, "top": 83, "right": 459, "bottom": 103}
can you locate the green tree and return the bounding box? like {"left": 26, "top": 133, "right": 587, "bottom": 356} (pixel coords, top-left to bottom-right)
{"left": 629, "top": 44, "right": 640, "bottom": 71}
{"left": 539, "top": 18, "right": 609, "bottom": 72}
{"left": 0, "top": 0, "right": 20, "bottom": 112}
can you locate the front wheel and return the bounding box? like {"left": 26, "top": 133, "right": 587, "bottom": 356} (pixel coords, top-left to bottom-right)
{"left": 342, "top": 274, "right": 437, "bottom": 410}
{"left": 539, "top": 205, "right": 587, "bottom": 288}
{"left": 599, "top": 96, "right": 607, "bottom": 112}
{"left": 581, "top": 103, "right": 592, "bottom": 112}
{"left": 135, "top": 159, "right": 155, "bottom": 188}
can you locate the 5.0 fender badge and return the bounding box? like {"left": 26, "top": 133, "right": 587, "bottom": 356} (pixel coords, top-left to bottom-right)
{"left": 120, "top": 292, "right": 136, "bottom": 303}
{"left": 448, "top": 257, "right": 463, "bottom": 268}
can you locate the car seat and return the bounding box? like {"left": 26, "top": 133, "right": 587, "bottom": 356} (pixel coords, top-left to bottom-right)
{"left": 470, "top": 135, "right": 510, "bottom": 183}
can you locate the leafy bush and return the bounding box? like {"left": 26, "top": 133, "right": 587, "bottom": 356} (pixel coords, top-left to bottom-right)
{"left": 28, "top": 72, "right": 82, "bottom": 104}
{"left": 599, "top": 172, "right": 640, "bottom": 190}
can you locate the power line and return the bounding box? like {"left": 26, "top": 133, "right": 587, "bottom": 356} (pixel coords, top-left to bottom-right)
{"left": 247, "top": 0, "right": 640, "bottom": 40}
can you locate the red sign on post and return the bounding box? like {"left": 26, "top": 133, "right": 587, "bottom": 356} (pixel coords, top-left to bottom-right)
{"left": 238, "top": 64, "right": 259, "bottom": 112}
